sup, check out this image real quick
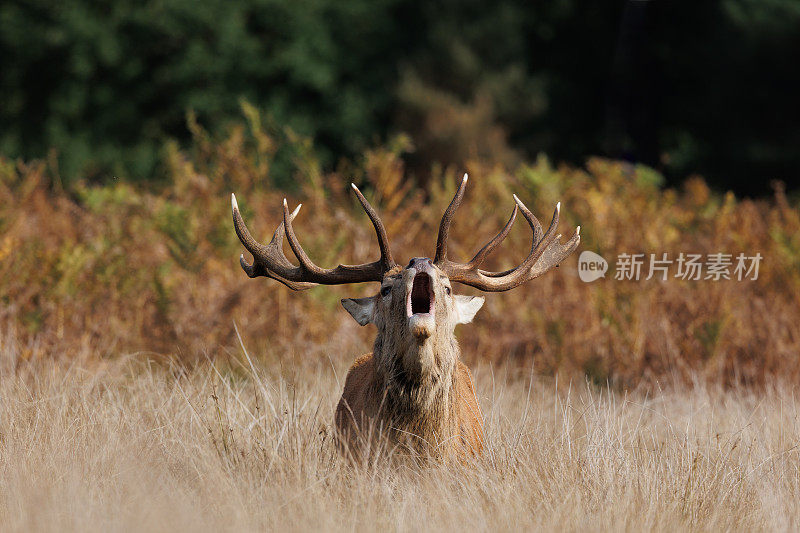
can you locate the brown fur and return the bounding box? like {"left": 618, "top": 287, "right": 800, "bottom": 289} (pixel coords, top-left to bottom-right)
{"left": 335, "top": 353, "right": 484, "bottom": 459}
{"left": 335, "top": 259, "right": 485, "bottom": 460}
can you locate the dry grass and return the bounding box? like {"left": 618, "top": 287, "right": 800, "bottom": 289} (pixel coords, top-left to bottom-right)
{"left": 2, "top": 111, "right": 800, "bottom": 529}
{"left": 2, "top": 334, "right": 799, "bottom": 532}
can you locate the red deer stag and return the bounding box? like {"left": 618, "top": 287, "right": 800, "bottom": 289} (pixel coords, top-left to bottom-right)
{"left": 231, "top": 175, "right": 580, "bottom": 459}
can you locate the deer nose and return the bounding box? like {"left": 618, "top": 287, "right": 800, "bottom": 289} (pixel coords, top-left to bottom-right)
{"left": 407, "top": 257, "right": 432, "bottom": 270}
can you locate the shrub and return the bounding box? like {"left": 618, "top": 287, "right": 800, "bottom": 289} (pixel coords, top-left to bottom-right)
{"left": 1, "top": 115, "right": 798, "bottom": 387}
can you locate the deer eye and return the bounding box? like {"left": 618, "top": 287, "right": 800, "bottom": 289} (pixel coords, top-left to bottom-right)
{"left": 445, "top": 286, "right": 451, "bottom": 296}
{"left": 380, "top": 285, "right": 392, "bottom": 297}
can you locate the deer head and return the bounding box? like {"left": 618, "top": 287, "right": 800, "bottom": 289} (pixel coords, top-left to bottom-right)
{"left": 340, "top": 256, "right": 486, "bottom": 386}
{"left": 231, "top": 174, "right": 580, "bottom": 387}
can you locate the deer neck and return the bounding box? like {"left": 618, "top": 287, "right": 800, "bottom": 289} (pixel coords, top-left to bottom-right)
{"left": 371, "top": 330, "right": 460, "bottom": 437}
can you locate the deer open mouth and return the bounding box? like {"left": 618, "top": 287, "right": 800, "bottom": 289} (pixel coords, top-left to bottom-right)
{"left": 408, "top": 272, "right": 434, "bottom": 316}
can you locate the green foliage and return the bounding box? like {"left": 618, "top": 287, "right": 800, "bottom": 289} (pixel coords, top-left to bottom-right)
{"left": 0, "top": 0, "right": 405, "bottom": 182}
{"left": 2, "top": 0, "right": 799, "bottom": 193}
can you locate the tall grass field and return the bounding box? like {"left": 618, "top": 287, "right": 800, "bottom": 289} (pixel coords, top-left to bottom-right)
{"left": 1, "top": 115, "right": 799, "bottom": 530}
{"left": 2, "top": 353, "right": 799, "bottom": 531}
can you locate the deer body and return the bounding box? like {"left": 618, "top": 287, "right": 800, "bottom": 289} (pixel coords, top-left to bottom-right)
{"left": 335, "top": 258, "right": 486, "bottom": 457}
{"left": 231, "top": 174, "right": 580, "bottom": 460}
{"left": 335, "top": 352, "right": 484, "bottom": 458}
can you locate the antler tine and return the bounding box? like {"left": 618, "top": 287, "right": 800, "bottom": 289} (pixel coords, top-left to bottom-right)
{"left": 478, "top": 198, "right": 557, "bottom": 279}
{"left": 433, "top": 185, "right": 580, "bottom": 292}
{"left": 351, "top": 183, "right": 397, "bottom": 271}
{"left": 434, "top": 173, "right": 469, "bottom": 264}
{"left": 515, "top": 194, "right": 544, "bottom": 246}
{"left": 465, "top": 204, "right": 518, "bottom": 270}
{"left": 231, "top": 190, "right": 393, "bottom": 289}
{"left": 232, "top": 193, "right": 270, "bottom": 262}
{"left": 233, "top": 194, "right": 315, "bottom": 290}
{"left": 283, "top": 198, "right": 327, "bottom": 275}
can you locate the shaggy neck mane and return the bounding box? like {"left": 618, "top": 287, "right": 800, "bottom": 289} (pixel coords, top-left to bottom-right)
{"left": 370, "top": 328, "right": 461, "bottom": 450}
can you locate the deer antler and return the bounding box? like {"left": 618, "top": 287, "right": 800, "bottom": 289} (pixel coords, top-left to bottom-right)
{"left": 231, "top": 184, "right": 396, "bottom": 289}
{"left": 434, "top": 174, "right": 580, "bottom": 292}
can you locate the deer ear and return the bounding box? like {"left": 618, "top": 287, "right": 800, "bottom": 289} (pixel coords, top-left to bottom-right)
{"left": 341, "top": 297, "right": 375, "bottom": 326}
{"left": 454, "top": 295, "right": 485, "bottom": 324}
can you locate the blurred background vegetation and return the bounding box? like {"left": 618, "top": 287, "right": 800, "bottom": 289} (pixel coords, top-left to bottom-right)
{"left": 1, "top": 0, "right": 799, "bottom": 387}
{"left": 2, "top": 114, "right": 799, "bottom": 386}
{"left": 2, "top": 0, "right": 799, "bottom": 195}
